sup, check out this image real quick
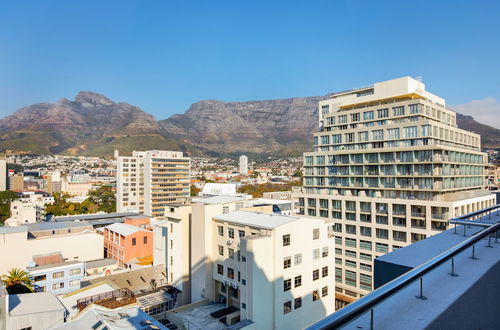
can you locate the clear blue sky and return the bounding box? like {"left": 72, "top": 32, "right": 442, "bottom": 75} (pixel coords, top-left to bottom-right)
{"left": 1, "top": 0, "right": 499, "bottom": 120}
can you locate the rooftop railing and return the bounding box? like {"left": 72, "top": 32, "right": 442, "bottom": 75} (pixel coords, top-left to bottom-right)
{"left": 306, "top": 204, "right": 500, "bottom": 330}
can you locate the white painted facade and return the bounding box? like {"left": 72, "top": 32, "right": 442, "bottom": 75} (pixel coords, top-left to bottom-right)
{"left": 239, "top": 155, "right": 248, "bottom": 175}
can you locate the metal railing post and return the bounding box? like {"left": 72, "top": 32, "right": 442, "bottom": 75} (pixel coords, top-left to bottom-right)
{"left": 463, "top": 224, "right": 466, "bottom": 237}
{"left": 449, "top": 258, "right": 458, "bottom": 277}
{"left": 487, "top": 234, "right": 493, "bottom": 248}
{"left": 370, "top": 308, "right": 374, "bottom": 330}
{"left": 470, "top": 244, "right": 477, "bottom": 260}
{"left": 416, "top": 277, "right": 426, "bottom": 300}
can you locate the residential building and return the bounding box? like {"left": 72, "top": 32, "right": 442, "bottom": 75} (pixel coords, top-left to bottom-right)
{"left": 154, "top": 195, "right": 335, "bottom": 329}
{"left": 294, "top": 77, "right": 496, "bottom": 305}
{"left": 0, "top": 222, "right": 103, "bottom": 274}
{"left": 309, "top": 205, "right": 500, "bottom": 330}
{"left": 61, "top": 179, "right": 92, "bottom": 197}
{"left": 0, "top": 157, "right": 6, "bottom": 191}
{"left": 239, "top": 155, "right": 248, "bottom": 175}
{"left": 9, "top": 173, "right": 24, "bottom": 191}
{"left": 0, "top": 292, "right": 66, "bottom": 330}
{"left": 115, "top": 149, "right": 191, "bottom": 217}
{"left": 103, "top": 222, "right": 153, "bottom": 267}
{"left": 5, "top": 199, "right": 43, "bottom": 226}
{"left": 27, "top": 253, "right": 84, "bottom": 294}
{"left": 84, "top": 258, "right": 120, "bottom": 277}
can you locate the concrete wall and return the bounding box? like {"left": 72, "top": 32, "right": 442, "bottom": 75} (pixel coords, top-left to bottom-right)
{"left": 0, "top": 231, "right": 103, "bottom": 274}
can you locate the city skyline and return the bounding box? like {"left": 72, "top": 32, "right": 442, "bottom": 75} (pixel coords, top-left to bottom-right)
{"left": 1, "top": 1, "right": 500, "bottom": 128}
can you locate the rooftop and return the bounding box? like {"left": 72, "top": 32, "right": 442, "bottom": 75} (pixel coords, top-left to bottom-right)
{"left": 0, "top": 225, "right": 28, "bottom": 234}
{"left": 9, "top": 292, "right": 66, "bottom": 316}
{"left": 57, "top": 282, "right": 117, "bottom": 317}
{"left": 27, "top": 260, "right": 83, "bottom": 272}
{"left": 53, "top": 212, "right": 140, "bottom": 222}
{"left": 105, "top": 222, "right": 149, "bottom": 236}
{"left": 213, "top": 210, "right": 300, "bottom": 229}
{"left": 85, "top": 258, "right": 118, "bottom": 269}
{"left": 26, "top": 221, "right": 93, "bottom": 232}
{"left": 196, "top": 195, "right": 247, "bottom": 205}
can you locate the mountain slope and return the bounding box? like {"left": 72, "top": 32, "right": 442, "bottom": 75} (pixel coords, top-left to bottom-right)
{"left": 0, "top": 92, "right": 182, "bottom": 156}
{"left": 159, "top": 96, "right": 325, "bottom": 156}
{"left": 0, "top": 92, "right": 498, "bottom": 157}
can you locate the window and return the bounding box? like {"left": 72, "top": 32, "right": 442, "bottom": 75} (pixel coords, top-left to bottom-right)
{"left": 70, "top": 279, "right": 80, "bottom": 287}
{"left": 218, "top": 245, "right": 224, "bottom": 256}
{"left": 218, "top": 226, "right": 224, "bottom": 236}
{"left": 294, "top": 275, "right": 302, "bottom": 287}
{"left": 239, "top": 230, "right": 245, "bottom": 238}
{"left": 284, "top": 257, "right": 291, "bottom": 269}
{"left": 313, "top": 290, "right": 320, "bottom": 301}
{"left": 284, "top": 279, "right": 292, "bottom": 291}
{"left": 294, "top": 253, "right": 302, "bottom": 265}
{"left": 217, "top": 264, "right": 223, "bottom": 275}
{"left": 360, "top": 226, "right": 372, "bottom": 237}
{"left": 403, "top": 126, "right": 418, "bottom": 138}
{"left": 34, "top": 274, "right": 47, "bottom": 282}
{"left": 378, "top": 108, "right": 389, "bottom": 118}
{"left": 284, "top": 301, "right": 292, "bottom": 314}
{"left": 313, "top": 249, "right": 320, "bottom": 260}
{"left": 345, "top": 270, "right": 357, "bottom": 287}
{"left": 283, "top": 234, "right": 290, "bottom": 246}
{"left": 393, "top": 106, "right": 405, "bottom": 116}
{"left": 53, "top": 271, "right": 64, "bottom": 279}
{"left": 228, "top": 228, "right": 234, "bottom": 239}
{"left": 52, "top": 282, "right": 64, "bottom": 290}
{"left": 322, "top": 266, "right": 328, "bottom": 277}
{"left": 294, "top": 297, "right": 302, "bottom": 309}
{"left": 322, "top": 286, "right": 328, "bottom": 297}
{"left": 69, "top": 268, "right": 81, "bottom": 275}
{"left": 143, "top": 236, "right": 148, "bottom": 244}
{"left": 313, "top": 269, "right": 320, "bottom": 281}
{"left": 227, "top": 268, "right": 234, "bottom": 279}
{"left": 363, "top": 111, "right": 374, "bottom": 120}
{"left": 372, "top": 130, "right": 384, "bottom": 141}
{"left": 388, "top": 128, "right": 400, "bottom": 139}
{"left": 358, "top": 131, "right": 369, "bottom": 142}
{"left": 322, "top": 247, "right": 329, "bottom": 257}
{"left": 313, "top": 228, "right": 320, "bottom": 240}
{"left": 228, "top": 248, "right": 234, "bottom": 259}
{"left": 376, "top": 228, "right": 388, "bottom": 239}
{"left": 242, "top": 303, "right": 246, "bottom": 309}
{"left": 132, "top": 238, "right": 136, "bottom": 246}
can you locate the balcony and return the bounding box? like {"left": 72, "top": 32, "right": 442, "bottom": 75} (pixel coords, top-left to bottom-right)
{"left": 76, "top": 288, "right": 136, "bottom": 311}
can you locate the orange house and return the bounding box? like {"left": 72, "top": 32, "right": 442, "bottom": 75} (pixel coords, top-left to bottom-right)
{"left": 124, "top": 215, "right": 152, "bottom": 228}
{"left": 103, "top": 223, "right": 153, "bottom": 267}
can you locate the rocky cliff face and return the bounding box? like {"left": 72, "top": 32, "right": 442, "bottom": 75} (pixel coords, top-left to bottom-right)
{"left": 0, "top": 92, "right": 179, "bottom": 155}
{"left": 159, "top": 96, "right": 325, "bottom": 156}
{"left": 0, "top": 92, "right": 498, "bottom": 156}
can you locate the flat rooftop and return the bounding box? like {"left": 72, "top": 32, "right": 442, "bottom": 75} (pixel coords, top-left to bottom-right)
{"left": 213, "top": 210, "right": 300, "bottom": 229}
{"left": 105, "top": 222, "right": 149, "bottom": 236}
{"left": 9, "top": 292, "right": 65, "bottom": 316}
{"left": 26, "top": 221, "right": 93, "bottom": 232}
{"left": 27, "top": 260, "right": 83, "bottom": 272}
{"left": 196, "top": 195, "right": 247, "bottom": 205}
{"left": 53, "top": 212, "right": 140, "bottom": 222}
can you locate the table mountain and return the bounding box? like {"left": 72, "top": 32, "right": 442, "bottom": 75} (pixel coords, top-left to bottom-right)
{"left": 0, "top": 92, "right": 498, "bottom": 156}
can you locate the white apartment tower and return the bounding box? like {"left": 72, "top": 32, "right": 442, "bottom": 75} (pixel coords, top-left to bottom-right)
{"left": 115, "top": 150, "right": 190, "bottom": 217}
{"left": 239, "top": 155, "right": 248, "bottom": 175}
{"left": 294, "top": 77, "right": 496, "bottom": 306}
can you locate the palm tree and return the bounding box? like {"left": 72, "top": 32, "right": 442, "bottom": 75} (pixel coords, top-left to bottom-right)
{"left": 2, "top": 268, "right": 34, "bottom": 294}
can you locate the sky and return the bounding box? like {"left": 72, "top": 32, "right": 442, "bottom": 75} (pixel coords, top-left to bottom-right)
{"left": 0, "top": 0, "right": 499, "bottom": 127}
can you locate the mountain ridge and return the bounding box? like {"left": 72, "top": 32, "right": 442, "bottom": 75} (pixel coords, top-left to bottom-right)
{"left": 0, "top": 91, "right": 498, "bottom": 156}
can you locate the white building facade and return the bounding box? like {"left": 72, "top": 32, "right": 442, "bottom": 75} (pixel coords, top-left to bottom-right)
{"left": 294, "top": 77, "right": 496, "bottom": 306}
{"left": 239, "top": 155, "right": 248, "bottom": 175}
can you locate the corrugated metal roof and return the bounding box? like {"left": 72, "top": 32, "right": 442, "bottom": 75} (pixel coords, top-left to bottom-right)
{"left": 105, "top": 222, "right": 148, "bottom": 236}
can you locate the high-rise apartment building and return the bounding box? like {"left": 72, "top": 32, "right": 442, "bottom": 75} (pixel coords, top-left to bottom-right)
{"left": 293, "top": 77, "right": 496, "bottom": 306}
{"left": 239, "top": 155, "right": 248, "bottom": 175}
{"left": 115, "top": 150, "right": 190, "bottom": 217}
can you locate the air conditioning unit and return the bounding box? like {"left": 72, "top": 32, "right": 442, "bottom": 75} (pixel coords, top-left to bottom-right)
{"left": 227, "top": 240, "right": 233, "bottom": 245}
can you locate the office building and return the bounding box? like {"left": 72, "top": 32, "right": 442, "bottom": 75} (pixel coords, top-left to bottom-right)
{"left": 239, "top": 155, "right": 248, "bottom": 175}
{"left": 115, "top": 150, "right": 190, "bottom": 217}
{"left": 9, "top": 173, "right": 24, "bottom": 191}
{"left": 294, "top": 77, "right": 496, "bottom": 305}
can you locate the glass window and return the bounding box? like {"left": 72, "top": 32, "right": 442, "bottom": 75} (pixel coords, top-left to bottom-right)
{"left": 294, "top": 275, "right": 302, "bottom": 287}
{"left": 294, "top": 253, "right": 302, "bottom": 265}
{"left": 52, "top": 271, "right": 64, "bottom": 279}
{"left": 313, "top": 269, "right": 320, "bottom": 281}
{"left": 228, "top": 228, "right": 234, "bottom": 239}
{"left": 363, "top": 111, "right": 374, "bottom": 120}
{"left": 283, "top": 234, "right": 290, "bottom": 246}
{"left": 283, "top": 301, "right": 292, "bottom": 314}
{"left": 218, "top": 226, "right": 224, "bottom": 236}
{"left": 284, "top": 257, "right": 291, "bottom": 269}
{"left": 284, "top": 279, "right": 292, "bottom": 291}
{"left": 294, "top": 297, "right": 302, "bottom": 309}
{"left": 313, "top": 228, "right": 320, "bottom": 240}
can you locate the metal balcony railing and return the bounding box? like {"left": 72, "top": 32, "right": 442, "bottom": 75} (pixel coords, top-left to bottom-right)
{"left": 306, "top": 204, "right": 500, "bottom": 330}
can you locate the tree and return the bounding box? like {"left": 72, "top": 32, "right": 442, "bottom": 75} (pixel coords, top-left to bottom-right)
{"left": 0, "top": 191, "right": 19, "bottom": 224}
{"left": 190, "top": 185, "right": 201, "bottom": 197}
{"left": 88, "top": 186, "right": 116, "bottom": 213}
{"left": 2, "top": 268, "right": 34, "bottom": 294}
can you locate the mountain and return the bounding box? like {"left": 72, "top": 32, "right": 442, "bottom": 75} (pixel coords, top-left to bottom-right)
{"left": 0, "top": 92, "right": 498, "bottom": 157}
{"left": 456, "top": 113, "right": 500, "bottom": 149}
{"left": 159, "top": 97, "right": 325, "bottom": 157}
{"left": 0, "top": 92, "right": 181, "bottom": 156}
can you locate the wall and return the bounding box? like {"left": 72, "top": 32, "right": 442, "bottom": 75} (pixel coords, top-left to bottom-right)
{"left": 0, "top": 231, "right": 103, "bottom": 274}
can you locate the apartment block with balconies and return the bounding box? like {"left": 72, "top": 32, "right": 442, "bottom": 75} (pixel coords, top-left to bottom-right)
{"left": 293, "top": 77, "right": 496, "bottom": 306}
